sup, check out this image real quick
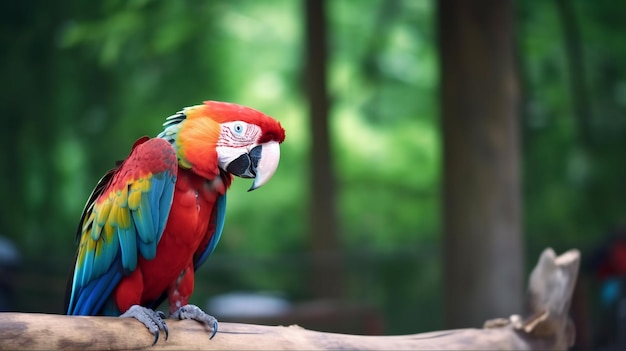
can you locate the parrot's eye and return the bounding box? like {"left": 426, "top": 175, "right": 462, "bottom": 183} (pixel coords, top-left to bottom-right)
{"left": 232, "top": 123, "right": 245, "bottom": 135}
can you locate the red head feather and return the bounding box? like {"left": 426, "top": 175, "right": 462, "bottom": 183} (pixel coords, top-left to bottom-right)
{"left": 201, "top": 101, "right": 285, "bottom": 144}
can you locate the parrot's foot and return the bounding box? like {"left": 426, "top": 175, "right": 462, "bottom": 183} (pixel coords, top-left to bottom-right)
{"left": 171, "top": 304, "right": 218, "bottom": 339}
{"left": 120, "top": 305, "right": 169, "bottom": 345}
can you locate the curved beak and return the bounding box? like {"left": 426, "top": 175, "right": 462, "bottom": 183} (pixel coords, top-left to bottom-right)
{"left": 225, "top": 141, "right": 281, "bottom": 191}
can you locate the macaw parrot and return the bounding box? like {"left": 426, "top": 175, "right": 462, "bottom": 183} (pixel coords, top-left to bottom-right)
{"left": 64, "top": 101, "right": 285, "bottom": 343}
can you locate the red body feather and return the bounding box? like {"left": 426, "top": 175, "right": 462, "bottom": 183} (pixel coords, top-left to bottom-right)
{"left": 114, "top": 168, "right": 231, "bottom": 314}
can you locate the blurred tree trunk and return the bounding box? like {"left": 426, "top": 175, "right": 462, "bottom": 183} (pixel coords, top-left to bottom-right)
{"left": 555, "top": 0, "right": 591, "bottom": 145}
{"left": 304, "top": 0, "right": 344, "bottom": 299}
{"left": 438, "top": 0, "right": 523, "bottom": 328}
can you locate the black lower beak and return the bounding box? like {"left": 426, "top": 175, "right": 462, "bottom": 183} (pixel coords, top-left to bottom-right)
{"left": 226, "top": 145, "right": 262, "bottom": 179}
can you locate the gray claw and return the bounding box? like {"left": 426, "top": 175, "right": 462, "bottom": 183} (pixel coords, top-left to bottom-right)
{"left": 120, "top": 305, "right": 169, "bottom": 345}
{"left": 210, "top": 320, "right": 218, "bottom": 339}
{"left": 157, "top": 311, "right": 169, "bottom": 340}
{"left": 171, "top": 304, "right": 219, "bottom": 339}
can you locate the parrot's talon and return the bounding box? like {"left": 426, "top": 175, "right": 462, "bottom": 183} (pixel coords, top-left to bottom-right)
{"left": 172, "top": 304, "right": 219, "bottom": 339}
{"left": 120, "top": 305, "right": 169, "bottom": 345}
{"left": 157, "top": 311, "right": 169, "bottom": 340}
{"left": 210, "top": 320, "right": 218, "bottom": 339}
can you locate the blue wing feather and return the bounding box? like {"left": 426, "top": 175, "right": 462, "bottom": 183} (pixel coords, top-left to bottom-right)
{"left": 118, "top": 225, "right": 138, "bottom": 274}
{"left": 134, "top": 173, "right": 174, "bottom": 260}
{"left": 193, "top": 193, "right": 227, "bottom": 270}
{"left": 74, "top": 261, "right": 123, "bottom": 316}
{"left": 157, "top": 174, "right": 174, "bottom": 237}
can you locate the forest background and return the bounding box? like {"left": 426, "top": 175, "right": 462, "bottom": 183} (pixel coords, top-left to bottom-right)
{"left": 0, "top": 1, "right": 624, "bottom": 349}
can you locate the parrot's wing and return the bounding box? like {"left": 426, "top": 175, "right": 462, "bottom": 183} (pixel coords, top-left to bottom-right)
{"left": 65, "top": 137, "right": 178, "bottom": 316}
{"left": 193, "top": 193, "right": 227, "bottom": 270}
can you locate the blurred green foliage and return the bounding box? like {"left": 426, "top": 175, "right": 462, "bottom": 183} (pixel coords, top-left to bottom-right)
{"left": 519, "top": 0, "right": 626, "bottom": 254}
{"left": 0, "top": 0, "right": 624, "bottom": 336}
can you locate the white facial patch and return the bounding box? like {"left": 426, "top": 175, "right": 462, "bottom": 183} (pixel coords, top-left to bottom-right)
{"left": 218, "top": 121, "right": 261, "bottom": 148}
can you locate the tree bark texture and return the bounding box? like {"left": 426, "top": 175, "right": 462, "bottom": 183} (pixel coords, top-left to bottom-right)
{"left": 438, "top": 0, "right": 523, "bottom": 329}
{"left": 0, "top": 248, "right": 578, "bottom": 350}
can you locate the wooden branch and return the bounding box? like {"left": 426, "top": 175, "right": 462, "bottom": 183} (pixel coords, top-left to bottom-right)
{"left": 0, "top": 248, "right": 579, "bottom": 350}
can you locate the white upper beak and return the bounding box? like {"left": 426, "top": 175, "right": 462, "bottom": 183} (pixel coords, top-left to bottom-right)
{"left": 249, "top": 141, "right": 280, "bottom": 191}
